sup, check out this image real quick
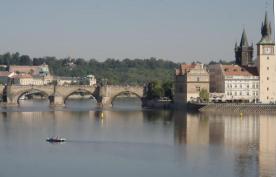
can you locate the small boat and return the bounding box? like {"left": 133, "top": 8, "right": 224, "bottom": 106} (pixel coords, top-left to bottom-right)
{"left": 46, "top": 137, "right": 66, "bottom": 143}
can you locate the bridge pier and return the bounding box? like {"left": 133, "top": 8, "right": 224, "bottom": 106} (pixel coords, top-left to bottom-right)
{"left": 100, "top": 97, "right": 112, "bottom": 108}
{"left": 49, "top": 95, "right": 65, "bottom": 106}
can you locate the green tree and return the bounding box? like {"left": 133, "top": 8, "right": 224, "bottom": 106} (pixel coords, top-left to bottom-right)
{"left": 199, "top": 89, "right": 209, "bottom": 102}
{"left": 162, "top": 81, "right": 173, "bottom": 99}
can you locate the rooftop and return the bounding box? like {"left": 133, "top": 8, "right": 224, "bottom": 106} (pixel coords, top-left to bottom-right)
{"left": 222, "top": 65, "right": 258, "bottom": 77}
{"left": 0, "top": 71, "right": 14, "bottom": 77}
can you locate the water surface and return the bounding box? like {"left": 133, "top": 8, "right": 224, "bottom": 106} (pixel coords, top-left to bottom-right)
{"left": 0, "top": 99, "right": 275, "bottom": 177}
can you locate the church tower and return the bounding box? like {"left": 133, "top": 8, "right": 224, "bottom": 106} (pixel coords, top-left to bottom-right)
{"left": 235, "top": 29, "right": 254, "bottom": 66}
{"left": 257, "top": 12, "right": 276, "bottom": 103}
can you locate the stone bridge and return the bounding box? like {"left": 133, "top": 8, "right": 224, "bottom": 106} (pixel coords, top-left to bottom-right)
{"left": 1, "top": 85, "right": 145, "bottom": 107}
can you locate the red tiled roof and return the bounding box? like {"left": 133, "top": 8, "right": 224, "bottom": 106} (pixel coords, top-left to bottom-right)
{"left": 9, "top": 65, "right": 39, "bottom": 73}
{"left": 176, "top": 64, "right": 197, "bottom": 75}
{"left": 11, "top": 74, "right": 33, "bottom": 79}
{"left": 222, "top": 65, "right": 258, "bottom": 76}
{"left": 0, "top": 71, "right": 13, "bottom": 77}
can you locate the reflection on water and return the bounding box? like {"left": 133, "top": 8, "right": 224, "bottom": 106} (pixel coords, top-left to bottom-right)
{"left": 0, "top": 100, "right": 275, "bottom": 177}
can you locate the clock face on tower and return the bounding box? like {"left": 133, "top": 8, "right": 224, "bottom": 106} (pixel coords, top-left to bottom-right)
{"left": 264, "top": 47, "right": 272, "bottom": 54}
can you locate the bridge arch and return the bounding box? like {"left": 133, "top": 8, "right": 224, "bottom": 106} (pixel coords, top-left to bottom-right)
{"left": 16, "top": 89, "right": 50, "bottom": 104}
{"left": 63, "top": 88, "right": 98, "bottom": 104}
{"left": 110, "top": 91, "right": 142, "bottom": 106}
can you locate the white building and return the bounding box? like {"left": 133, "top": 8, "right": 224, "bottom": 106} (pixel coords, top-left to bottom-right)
{"left": 209, "top": 64, "right": 259, "bottom": 102}
{"left": 85, "top": 75, "right": 97, "bottom": 86}
{"left": 12, "top": 74, "right": 45, "bottom": 85}
{"left": 0, "top": 71, "right": 16, "bottom": 85}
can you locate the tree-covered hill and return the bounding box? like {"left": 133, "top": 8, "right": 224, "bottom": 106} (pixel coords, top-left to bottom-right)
{"left": 0, "top": 52, "right": 179, "bottom": 85}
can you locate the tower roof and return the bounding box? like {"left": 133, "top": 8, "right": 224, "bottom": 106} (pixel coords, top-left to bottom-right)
{"left": 240, "top": 29, "right": 249, "bottom": 47}
{"left": 258, "top": 11, "right": 274, "bottom": 45}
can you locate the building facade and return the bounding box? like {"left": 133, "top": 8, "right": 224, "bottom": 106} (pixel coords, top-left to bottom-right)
{"left": 11, "top": 74, "right": 45, "bottom": 85}
{"left": 0, "top": 71, "right": 15, "bottom": 85}
{"left": 9, "top": 64, "right": 50, "bottom": 77}
{"left": 257, "top": 12, "right": 276, "bottom": 104}
{"left": 174, "top": 64, "right": 209, "bottom": 104}
{"left": 209, "top": 64, "right": 259, "bottom": 102}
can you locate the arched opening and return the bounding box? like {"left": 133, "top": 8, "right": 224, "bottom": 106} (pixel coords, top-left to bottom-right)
{"left": 64, "top": 89, "right": 98, "bottom": 109}
{"left": 17, "top": 89, "right": 50, "bottom": 107}
{"left": 111, "top": 91, "right": 142, "bottom": 109}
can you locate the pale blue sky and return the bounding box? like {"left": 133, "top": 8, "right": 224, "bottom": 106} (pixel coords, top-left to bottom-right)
{"left": 0, "top": 0, "right": 274, "bottom": 63}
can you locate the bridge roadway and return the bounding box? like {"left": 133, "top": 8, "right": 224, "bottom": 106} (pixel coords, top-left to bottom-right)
{"left": 0, "top": 85, "right": 144, "bottom": 107}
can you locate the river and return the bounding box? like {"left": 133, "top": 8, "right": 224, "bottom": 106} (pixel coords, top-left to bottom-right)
{"left": 0, "top": 98, "right": 275, "bottom": 177}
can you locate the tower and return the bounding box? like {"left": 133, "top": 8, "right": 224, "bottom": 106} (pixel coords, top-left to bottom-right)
{"left": 257, "top": 12, "right": 276, "bottom": 103}
{"left": 235, "top": 29, "right": 254, "bottom": 66}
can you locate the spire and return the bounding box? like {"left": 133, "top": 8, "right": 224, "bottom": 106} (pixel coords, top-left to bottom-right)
{"left": 261, "top": 11, "right": 271, "bottom": 37}
{"left": 259, "top": 11, "right": 274, "bottom": 44}
{"left": 240, "top": 29, "right": 249, "bottom": 47}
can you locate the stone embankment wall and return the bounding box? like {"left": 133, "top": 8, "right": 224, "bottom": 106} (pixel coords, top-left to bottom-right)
{"left": 142, "top": 99, "right": 173, "bottom": 109}
{"left": 198, "top": 103, "right": 276, "bottom": 113}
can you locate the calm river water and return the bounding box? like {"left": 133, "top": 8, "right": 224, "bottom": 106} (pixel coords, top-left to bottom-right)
{"left": 0, "top": 98, "right": 275, "bottom": 177}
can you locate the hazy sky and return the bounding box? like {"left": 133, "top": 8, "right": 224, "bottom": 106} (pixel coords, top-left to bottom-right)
{"left": 0, "top": 0, "right": 274, "bottom": 63}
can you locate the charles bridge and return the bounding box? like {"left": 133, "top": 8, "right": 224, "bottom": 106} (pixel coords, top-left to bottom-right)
{"left": 0, "top": 85, "right": 145, "bottom": 107}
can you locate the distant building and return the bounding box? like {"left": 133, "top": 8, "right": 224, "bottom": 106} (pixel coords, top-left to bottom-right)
{"left": 235, "top": 29, "right": 254, "bottom": 66}
{"left": 174, "top": 63, "right": 209, "bottom": 104}
{"left": 84, "top": 75, "right": 97, "bottom": 86}
{"left": 54, "top": 76, "right": 79, "bottom": 86}
{"left": 209, "top": 64, "right": 259, "bottom": 102}
{"left": 54, "top": 75, "right": 97, "bottom": 86}
{"left": 0, "top": 71, "right": 15, "bottom": 85}
{"left": 9, "top": 63, "right": 50, "bottom": 77}
{"left": 11, "top": 74, "right": 45, "bottom": 85}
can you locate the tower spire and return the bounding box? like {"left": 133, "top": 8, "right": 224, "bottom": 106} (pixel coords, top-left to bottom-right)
{"left": 259, "top": 11, "right": 274, "bottom": 44}
{"left": 240, "top": 29, "right": 249, "bottom": 47}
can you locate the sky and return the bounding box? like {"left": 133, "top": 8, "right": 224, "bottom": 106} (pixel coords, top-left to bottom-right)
{"left": 0, "top": 0, "right": 274, "bottom": 63}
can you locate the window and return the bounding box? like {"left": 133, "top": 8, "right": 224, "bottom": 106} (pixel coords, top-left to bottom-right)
{"left": 267, "top": 67, "right": 270, "bottom": 70}
{"left": 267, "top": 57, "right": 270, "bottom": 60}
{"left": 247, "top": 92, "right": 249, "bottom": 96}
{"left": 267, "top": 87, "right": 269, "bottom": 91}
{"left": 196, "top": 86, "right": 201, "bottom": 92}
{"left": 267, "top": 77, "right": 269, "bottom": 80}
{"left": 240, "top": 84, "right": 242, "bottom": 88}
{"left": 197, "top": 77, "right": 200, "bottom": 82}
{"left": 240, "top": 91, "right": 242, "bottom": 96}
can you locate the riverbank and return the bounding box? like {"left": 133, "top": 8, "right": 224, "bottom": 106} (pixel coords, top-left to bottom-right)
{"left": 188, "top": 103, "right": 276, "bottom": 114}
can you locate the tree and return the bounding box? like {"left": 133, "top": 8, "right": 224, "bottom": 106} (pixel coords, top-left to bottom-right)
{"left": 199, "top": 89, "right": 209, "bottom": 102}
{"left": 145, "top": 81, "right": 164, "bottom": 99}
{"left": 162, "top": 81, "right": 173, "bottom": 99}
{"left": 19, "top": 55, "right": 32, "bottom": 65}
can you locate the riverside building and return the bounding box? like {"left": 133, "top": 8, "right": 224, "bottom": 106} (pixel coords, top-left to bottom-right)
{"left": 174, "top": 63, "right": 209, "bottom": 104}
{"left": 209, "top": 64, "right": 259, "bottom": 102}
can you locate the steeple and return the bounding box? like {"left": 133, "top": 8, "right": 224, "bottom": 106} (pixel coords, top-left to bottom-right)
{"left": 259, "top": 11, "right": 274, "bottom": 44}
{"left": 240, "top": 29, "right": 249, "bottom": 47}
{"left": 235, "top": 29, "right": 254, "bottom": 66}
